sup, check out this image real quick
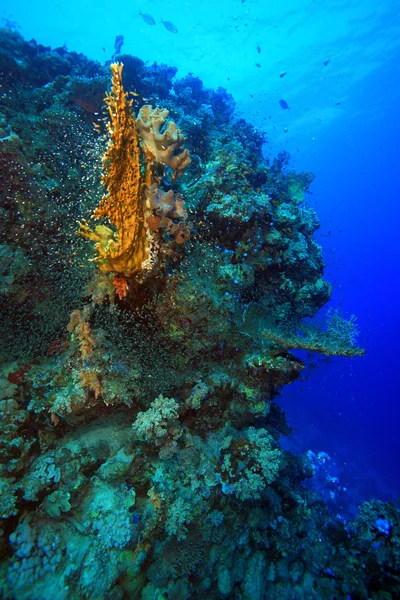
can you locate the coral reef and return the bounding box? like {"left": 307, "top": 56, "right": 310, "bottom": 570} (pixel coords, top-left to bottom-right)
{"left": 0, "top": 26, "right": 397, "bottom": 600}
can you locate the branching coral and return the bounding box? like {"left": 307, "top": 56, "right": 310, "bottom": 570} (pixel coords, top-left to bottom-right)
{"left": 218, "top": 427, "right": 281, "bottom": 501}
{"left": 132, "top": 395, "right": 180, "bottom": 446}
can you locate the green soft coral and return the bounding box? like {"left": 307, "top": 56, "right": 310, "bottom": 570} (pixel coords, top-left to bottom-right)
{"left": 221, "top": 427, "right": 281, "bottom": 501}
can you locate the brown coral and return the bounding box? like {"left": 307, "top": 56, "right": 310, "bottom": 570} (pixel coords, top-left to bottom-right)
{"left": 136, "top": 106, "right": 191, "bottom": 178}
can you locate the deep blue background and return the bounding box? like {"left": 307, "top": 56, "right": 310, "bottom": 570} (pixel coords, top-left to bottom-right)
{"left": 280, "top": 64, "right": 400, "bottom": 507}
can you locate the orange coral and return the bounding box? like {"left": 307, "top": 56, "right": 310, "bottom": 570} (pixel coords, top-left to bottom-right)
{"left": 112, "top": 274, "right": 129, "bottom": 300}
{"left": 67, "top": 307, "right": 104, "bottom": 399}
{"left": 67, "top": 307, "right": 95, "bottom": 360}
{"left": 78, "top": 62, "right": 155, "bottom": 277}
{"left": 77, "top": 62, "right": 191, "bottom": 287}
{"left": 79, "top": 371, "right": 104, "bottom": 399}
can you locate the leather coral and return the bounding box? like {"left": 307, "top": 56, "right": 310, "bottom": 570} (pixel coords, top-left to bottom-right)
{"left": 136, "top": 105, "right": 191, "bottom": 179}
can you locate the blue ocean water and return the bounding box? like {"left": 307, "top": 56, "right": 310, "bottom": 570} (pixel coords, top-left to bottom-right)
{"left": 2, "top": 0, "right": 399, "bottom": 507}
{"left": 1, "top": 0, "right": 399, "bottom": 566}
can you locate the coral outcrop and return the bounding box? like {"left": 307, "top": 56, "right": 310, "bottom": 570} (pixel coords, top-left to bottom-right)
{"left": 0, "top": 27, "right": 391, "bottom": 600}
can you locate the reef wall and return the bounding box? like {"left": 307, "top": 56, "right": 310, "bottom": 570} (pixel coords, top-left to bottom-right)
{"left": 0, "top": 27, "right": 398, "bottom": 600}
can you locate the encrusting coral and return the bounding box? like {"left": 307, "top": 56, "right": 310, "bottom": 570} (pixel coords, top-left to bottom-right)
{"left": 78, "top": 63, "right": 191, "bottom": 298}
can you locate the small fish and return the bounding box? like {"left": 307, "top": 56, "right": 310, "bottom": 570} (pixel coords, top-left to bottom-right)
{"left": 255, "top": 63, "right": 261, "bottom": 68}
{"left": 140, "top": 11, "right": 156, "bottom": 26}
{"left": 161, "top": 19, "right": 178, "bottom": 33}
{"left": 279, "top": 99, "right": 290, "bottom": 110}
{"left": 323, "top": 59, "right": 330, "bottom": 66}
{"left": 256, "top": 44, "right": 261, "bottom": 53}
{"left": 336, "top": 101, "right": 341, "bottom": 105}
{"left": 279, "top": 70, "right": 286, "bottom": 78}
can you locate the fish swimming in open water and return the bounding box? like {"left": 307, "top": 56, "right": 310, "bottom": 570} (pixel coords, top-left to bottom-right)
{"left": 161, "top": 19, "right": 178, "bottom": 33}
{"left": 140, "top": 11, "right": 156, "bottom": 26}
{"left": 279, "top": 99, "right": 290, "bottom": 110}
